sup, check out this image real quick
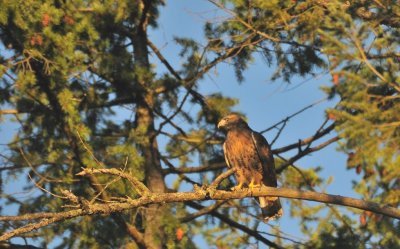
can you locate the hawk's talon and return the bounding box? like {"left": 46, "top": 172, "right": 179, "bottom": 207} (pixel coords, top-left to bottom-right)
{"left": 248, "top": 179, "right": 261, "bottom": 191}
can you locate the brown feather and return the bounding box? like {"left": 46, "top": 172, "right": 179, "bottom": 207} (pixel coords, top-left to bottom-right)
{"left": 218, "top": 114, "right": 283, "bottom": 221}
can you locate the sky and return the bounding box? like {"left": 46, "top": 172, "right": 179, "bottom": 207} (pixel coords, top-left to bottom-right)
{"left": 0, "top": 0, "right": 365, "bottom": 248}
{"left": 149, "top": 0, "right": 361, "bottom": 246}
{"left": 150, "top": 1, "right": 359, "bottom": 195}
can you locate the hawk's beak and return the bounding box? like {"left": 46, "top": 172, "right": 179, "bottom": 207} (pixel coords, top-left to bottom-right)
{"left": 217, "top": 119, "right": 226, "bottom": 129}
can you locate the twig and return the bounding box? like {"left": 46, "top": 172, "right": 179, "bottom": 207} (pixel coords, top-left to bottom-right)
{"left": 273, "top": 123, "right": 336, "bottom": 154}
{"left": 153, "top": 108, "right": 187, "bottom": 137}
{"left": 76, "top": 168, "right": 150, "bottom": 196}
{"left": 261, "top": 98, "right": 328, "bottom": 134}
{"left": 76, "top": 131, "right": 103, "bottom": 166}
{"left": 0, "top": 109, "right": 18, "bottom": 115}
{"left": 276, "top": 136, "right": 340, "bottom": 173}
{"left": 162, "top": 161, "right": 226, "bottom": 175}
{"left": 270, "top": 119, "right": 288, "bottom": 146}
{"left": 153, "top": 90, "right": 193, "bottom": 139}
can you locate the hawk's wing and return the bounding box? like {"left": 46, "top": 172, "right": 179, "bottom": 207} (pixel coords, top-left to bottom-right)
{"left": 250, "top": 131, "right": 277, "bottom": 187}
{"left": 222, "top": 142, "right": 232, "bottom": 168}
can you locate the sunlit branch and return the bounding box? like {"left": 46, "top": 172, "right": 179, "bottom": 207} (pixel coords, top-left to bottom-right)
{"left": 162, "top": 161, "right": 226, "bottom": 175}
{"left": 210, "top": 168, "right": 235, "bottom": 188}
{"left": 0, "top": 109, "right": 18, "bottom": 115}
{"left": 2, "top": 169, "right": 399, "bottom": 241}
{"left": 76, "top": 168, "right": 150, "bottom": 196}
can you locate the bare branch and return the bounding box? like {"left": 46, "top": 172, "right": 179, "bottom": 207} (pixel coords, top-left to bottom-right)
{"left": 76, "top": 168, "right": 150, "bottom": 196}
{"left": 162, "top": 161, "right": 226, "bottom": 175}
{"left": 261, "top": 98, "right": 328, "bottom": 134}
{"left": 1, "top": 183, "right": 399, "bottom": 240}
{"left": 273, "top": 123, "right": 336, "bottom": 154}
{"left": 210, "top": 168, "right": 235, "bottom": 188}
{"left": 0, "top": 109, "right": 18, "bottom": 115}
{"left": 180, "top": 200, "right": 227, "bottom": 223}
{"left": 147, "top": 39, "right": 182, "bottom": 81}
{"left": 276, "top": 136, "right": 340, "bottom": 173}
{"left": 187, "top": 201, "right": 285, "bottom": 249}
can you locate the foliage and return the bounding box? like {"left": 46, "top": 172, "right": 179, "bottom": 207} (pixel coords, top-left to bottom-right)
{"left": 0, "top": 0, "right": 399, "bottom": 248}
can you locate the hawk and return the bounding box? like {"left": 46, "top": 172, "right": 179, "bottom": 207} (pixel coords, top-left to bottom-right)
{"left": 217, "top": 113, "right": 283, "bottom": 221}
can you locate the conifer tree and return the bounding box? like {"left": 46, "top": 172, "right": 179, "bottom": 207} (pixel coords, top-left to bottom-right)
{"left": 0, "top": 1, "right": 399, "bottom": 248}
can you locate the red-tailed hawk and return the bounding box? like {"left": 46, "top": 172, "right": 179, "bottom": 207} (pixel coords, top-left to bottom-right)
{"left": 218, "top": 114, "right": 283, "bottom": 221}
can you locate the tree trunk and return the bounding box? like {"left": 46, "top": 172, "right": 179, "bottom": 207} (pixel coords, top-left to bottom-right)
{"left": 133, "top": 21, "right": 167, "bottom": 249}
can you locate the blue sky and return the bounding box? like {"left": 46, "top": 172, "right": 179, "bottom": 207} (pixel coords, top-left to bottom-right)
{"left": 150, "top": 0, "right": 361, "bottom": 245}
{"left": 151, "top": 1, "right": 358, "bottom": 196}
{"left": 0, "top": 0, "right": 365, "bottom": 247}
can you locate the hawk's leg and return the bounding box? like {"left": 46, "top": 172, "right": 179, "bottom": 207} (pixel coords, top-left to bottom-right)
{"left": 248, "top": 179, "right": 261, "bottom": 191}
{"left": 231, "top": 182, "right": 244, "bottom": 191}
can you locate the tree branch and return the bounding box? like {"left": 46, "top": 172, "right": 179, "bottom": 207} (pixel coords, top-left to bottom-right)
{"left": 0, "top": 109, "right": 18, "bottom": 115}
{"left": 1, "top": 182, "right": 398, "bottom": 240}
{"left": 261, "top": 98, "right": 328, "bottom": 134}
{"left": 76, "top": 168, "right": 150, "bottom": 196}
{"left": 276, "top": 136, "right": 340, "bottom": 173}
{"left": 186, "top": 201, "right": 285, "bottom": 249}
{"left": 0, "top": 242, "right": 43, "bottom": 249}
{"left": 162, "top": 161, "right": 226, "bottom": 175}
{"left": 180, "top": 200, "right": 227, "bottom": 223}
{"left": 272, "top": 123, "right": 336, "bottom": 154}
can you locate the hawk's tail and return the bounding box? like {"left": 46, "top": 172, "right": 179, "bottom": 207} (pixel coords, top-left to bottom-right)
{"left": 259, "top": 197, "right": 283, "bottom": 222}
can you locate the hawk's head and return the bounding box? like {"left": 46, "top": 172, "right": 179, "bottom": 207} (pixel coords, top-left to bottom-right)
{"left": 217, "top": 113, "right": 248, "bottom": 131}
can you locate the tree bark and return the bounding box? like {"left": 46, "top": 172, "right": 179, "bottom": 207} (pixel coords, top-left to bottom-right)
{"left": 132, "top": 15, "right": 167, "bottom": 249}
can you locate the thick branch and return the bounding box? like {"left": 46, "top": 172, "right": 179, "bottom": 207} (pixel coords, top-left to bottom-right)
{"left": 1, "top": 184, "right": 398, "bottom": 240}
